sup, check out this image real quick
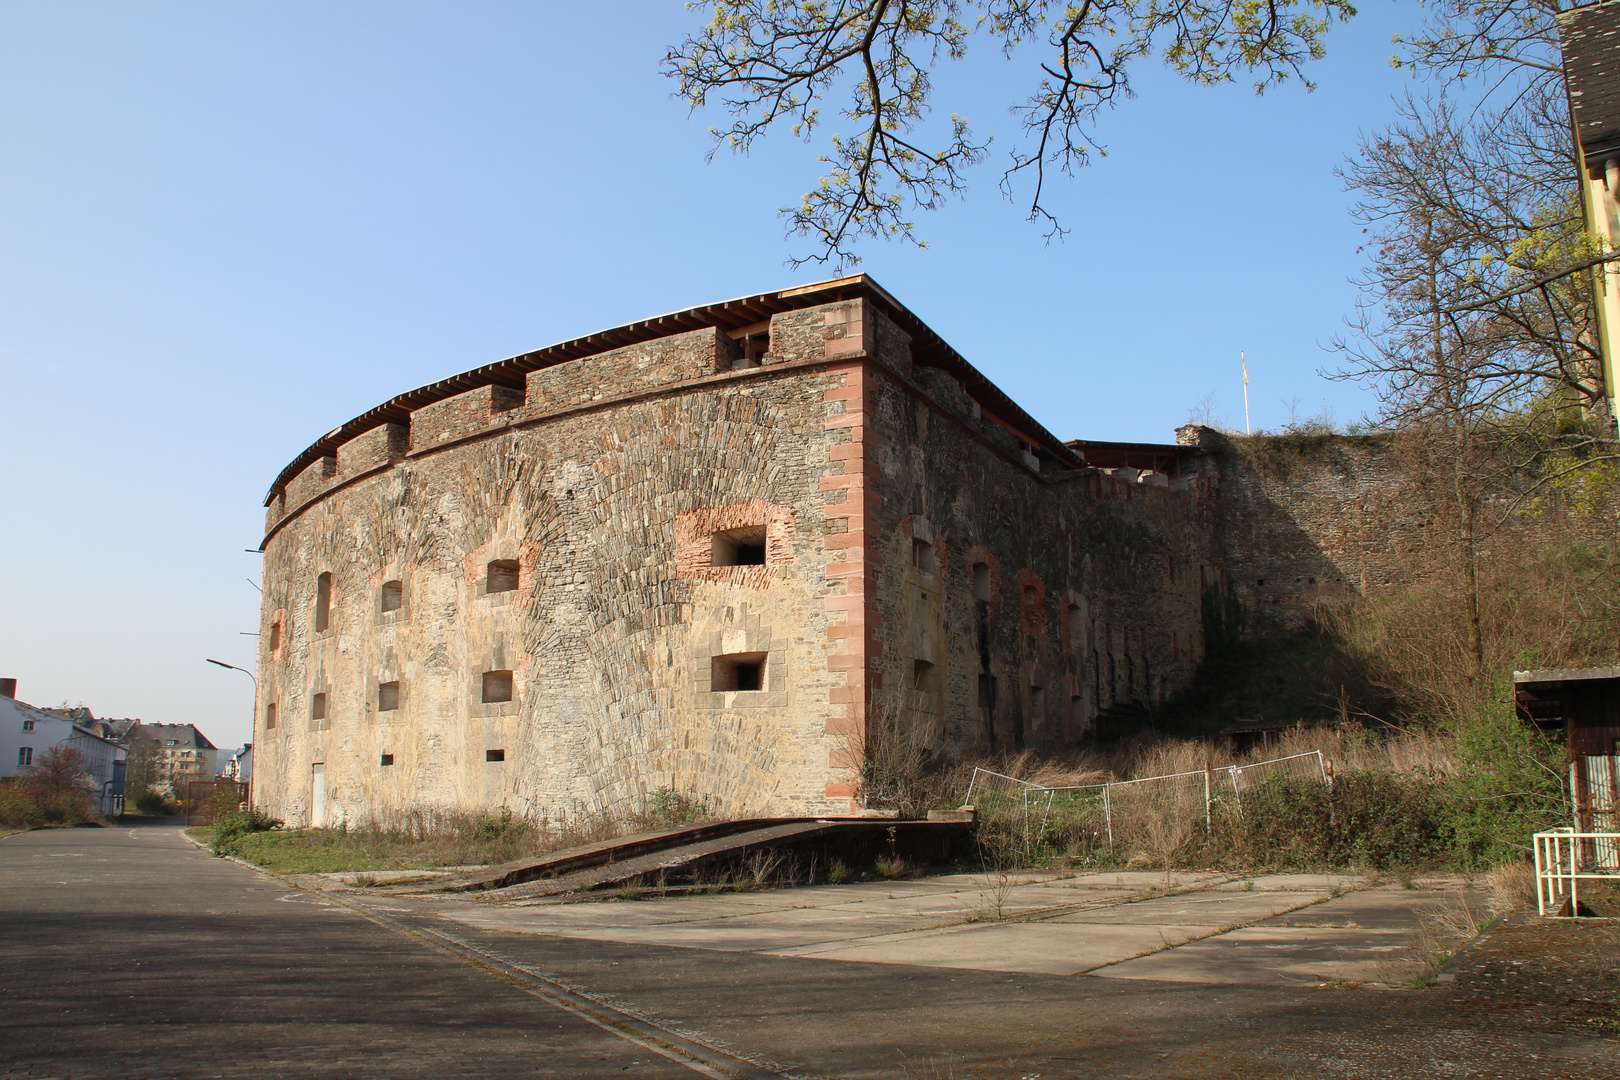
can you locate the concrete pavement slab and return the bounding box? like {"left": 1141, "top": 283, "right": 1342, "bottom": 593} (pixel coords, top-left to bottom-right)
{"left": 768, "top": 919, "right": 1222, "bottom": 974}
{"left": 1263, "top": 888, "right": 1486, "bottom": 929}
{"left": 1052, "top": 890, "right": 1331, "bottom": 926}
{"left": 437, "top": 901, "right": 947, "bottom": 952}
{"left": 1094, "top": 924, "right": 1420, "bottom": 985}
{"left": 1206, "top": 872, "right": 1363, "bottom": 892}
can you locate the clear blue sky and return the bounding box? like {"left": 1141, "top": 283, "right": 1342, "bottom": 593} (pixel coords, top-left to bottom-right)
{"left": 2, "top": 1, "right": 1425, "bottom": 747}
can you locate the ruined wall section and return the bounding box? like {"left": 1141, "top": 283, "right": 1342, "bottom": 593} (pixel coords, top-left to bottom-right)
{"left": 1180, "top": 426, "right": 1445, "bottom": 626}
{"left": 853, "top": 320, "right": 1219, "bottom": 762}
{"left": 257, "top": 323, "right": 862, "bottom": 824}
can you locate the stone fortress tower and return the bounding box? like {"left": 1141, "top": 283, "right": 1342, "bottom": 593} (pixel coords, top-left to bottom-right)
{"left": 255, "top": 276, "right": 1373, "bottom": 827}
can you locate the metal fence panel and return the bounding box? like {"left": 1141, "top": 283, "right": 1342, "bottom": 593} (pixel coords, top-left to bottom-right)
{"left": 971, "top": 751, "right": 1329, "bottom": 849}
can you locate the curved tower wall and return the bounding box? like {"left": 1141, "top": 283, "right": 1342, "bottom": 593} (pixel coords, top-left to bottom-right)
{"left": 257, "top": 306, "right": 872, "bottom": 826}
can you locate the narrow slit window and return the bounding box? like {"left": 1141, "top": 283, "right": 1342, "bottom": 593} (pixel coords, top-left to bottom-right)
{"left": 1029, "top": 685, "right": 1045, "bottom": 720}
{"left": 487, "top": 560, "right": 519, "bottom": 594}
{"left": 265, "top": 703, "right": 278, "bottom": 730}
{"left": 486, "top": 749, "right": 506, "bottom": 762}
{"left": 314, "top": 572, "right": 332, "bottom": 632}
{"left": 911, "top": 538, "right": 935, "bottom": 572}
{"left": 380, "top": 754, "right": 394, "bottom": 767}
{"left": 482, "top": 670, "right": 513, "bottom": 703}
{"left": 912, "top": 659, "right": 937, "bottom": 694}
{"left": 378, "top": 681, "right": 400, "bottom": 712}
{"left": 269, "top": 621, "right": 282, "bottom": 651}
{"left": 1071, "top": 694, "right": 1084, "bottom": 720}
{"left": 972, "top": 563, "right": 991, "bottom": 601}
{"left": 311, "top": 693, "right": 327, "bottom": 721}
{"left": 712, "top": 652, "right": 766, "bottom": 692}
{"left": 381, "top": 580, "right": 403, "bottom": 613}
{"left": 712, "top": 526, "right": 767, "bottom": 567}
{"left": 978, "top": 673, "right": 996, "bottom": 708}
{"left": 1067, "top": 604, "right": 1083, "bottom": 642}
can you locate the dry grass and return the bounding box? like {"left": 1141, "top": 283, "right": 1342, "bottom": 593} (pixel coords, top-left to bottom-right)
{"left": 1482, "top": 859, "right": 1537, "bottom": 916}
{"left": 229, "top": 796, "right": 715, "bottom": 875}
{"left": 952, "top": 723, "right": 1494, "bottom": 873}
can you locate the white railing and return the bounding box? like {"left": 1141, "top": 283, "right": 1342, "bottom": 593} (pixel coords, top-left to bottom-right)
{"left": 964, "top": 750, "right": 1330, "bottom": 845}
{"left": 1534, "top": 829, "right": 1620, "bottom": 916}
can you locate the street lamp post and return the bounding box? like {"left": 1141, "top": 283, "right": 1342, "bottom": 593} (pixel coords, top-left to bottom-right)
{"left": 205, "top": 658, "right": 258, "bottom": 787}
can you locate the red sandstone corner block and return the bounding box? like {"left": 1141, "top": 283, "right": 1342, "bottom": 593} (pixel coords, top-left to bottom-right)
{"left": 410, "top": 384, "right": 523, "bottom": 449}
{"left": 822, "top": 300, "right": 872, "bottom": 359}
{"left": 819, "top": 360, "right": 879, "bottom": 814}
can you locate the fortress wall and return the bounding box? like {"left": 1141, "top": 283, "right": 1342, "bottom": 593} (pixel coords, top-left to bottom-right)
{"left": 859, "top": 356, "right": 1219, "bottom": 760}
{"left": 1182, "top": 426, "right": 1471, "bottom": 627}
{"left": 525, "top": 327, "right": 728, "bottom": 410}
{"left": 256, "top": 320, "right": 870, "bottom": 825}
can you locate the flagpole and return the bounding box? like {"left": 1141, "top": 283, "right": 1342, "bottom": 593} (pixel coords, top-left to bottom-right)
{"left": 1242, "top": 352, "right": 1251, "bottom": 435}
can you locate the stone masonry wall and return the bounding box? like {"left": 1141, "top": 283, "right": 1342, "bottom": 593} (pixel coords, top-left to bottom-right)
{"left": 257, "top": 323, "right": 867, "bottom": 825}
{"left": 852, "top": 319, "right": 1222, "bottom": 761}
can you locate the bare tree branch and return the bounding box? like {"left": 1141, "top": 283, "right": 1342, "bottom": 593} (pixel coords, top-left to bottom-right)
{"left": 665, "top": 0, "right": 1354, "bottom": 266}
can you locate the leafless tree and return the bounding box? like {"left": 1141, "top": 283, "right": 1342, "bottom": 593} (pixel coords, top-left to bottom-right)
{"left": 1391, "top": 0, "right": 1570, "bottom": 94}
{"left": 1333, "top": 88, "right": 1606, "bottom": 426}
{"left": 664, "top": 0, "right": 1356, "bottom": 266}
{"left": 1328, "top": 68, "right": 1620, "bottom": 678}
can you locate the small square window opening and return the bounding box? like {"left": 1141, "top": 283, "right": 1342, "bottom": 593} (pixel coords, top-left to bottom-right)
{"left": 712, "top": 526, "right": 767, "bottom": 567}
{"left": 379, "top": 754, "right": 394, "bottom": 767}
{"left": 21, "top": 720, "right": 33, "bottom": 732}
{"left": 911, "top": 538, "right": 935, "bottom": 573}
{"left": 482, "top": 670, "right": 514, "bottom": 704}
{"left": 912, "top": 659, "right": 937, "bottom": 694}
{"left": 486, "top": 749, "right": 506, "bottom": 762}
{"left": 487, "top": 560, "right": 519, "bottom": 594}
{"left": 378, "top": 681, "right": 400, "bottom": 712}
{"left": 712, "top": 652, "right": 767, "bottom": 692}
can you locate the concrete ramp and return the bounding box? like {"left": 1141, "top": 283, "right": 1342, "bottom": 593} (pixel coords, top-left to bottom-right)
{"left": 394, "top": 818, "right": 973, "bottom": 901}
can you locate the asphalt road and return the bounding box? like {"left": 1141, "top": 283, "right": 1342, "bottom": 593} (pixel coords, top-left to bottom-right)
{"left": 0, "top": 824, "right": 729, "bottom": 1079}
{"left": 2, "top": 824, "right": 1615, "bottom": 1079}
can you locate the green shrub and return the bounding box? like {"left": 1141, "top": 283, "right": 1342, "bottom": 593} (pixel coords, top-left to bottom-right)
{"left": 469, "top": 806, "right": 527, "bottom": 842}
{"left": 133, "top": 789, "right": 174, "bottom": 816}
{"left": 638, "top": 787, "right": 710, "bottom": 828}
{"left": 0, "top": 780, "right": 41, "bottom": 827}
{"left": 1435, "top": 699, "right": 1564, "bottom": 867}
{"left": 1222, "top": 771, "right": 1448, "bottom": 870}
{"left": 44, "top": 790, "right": 93, "bottom": 825}
{"left": 212, "top": 807, "right": 283, "bottom": 857}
